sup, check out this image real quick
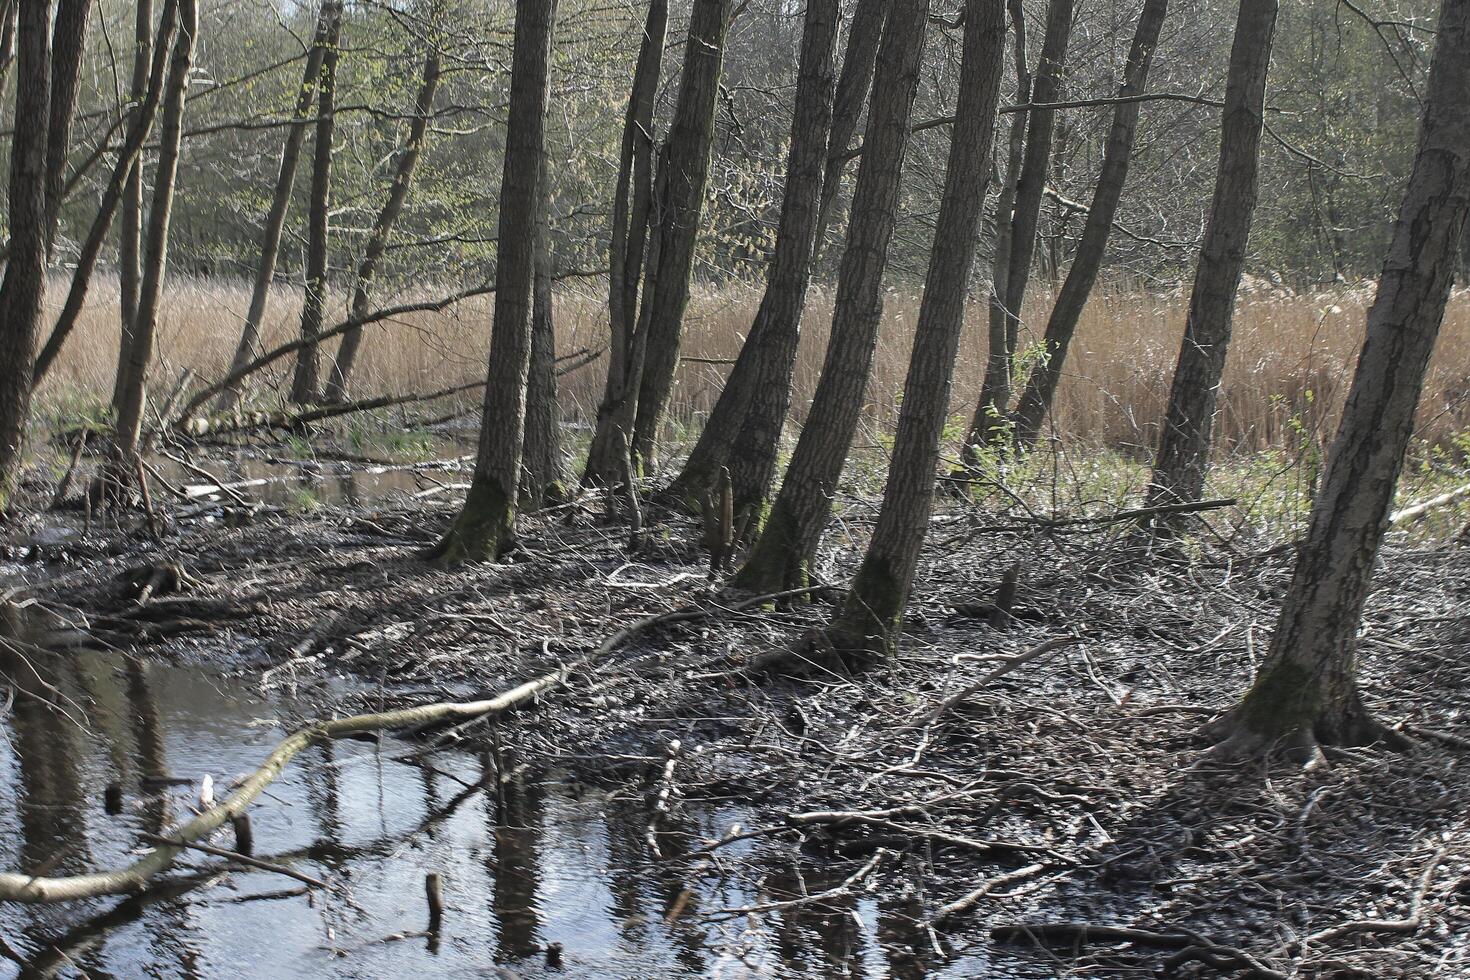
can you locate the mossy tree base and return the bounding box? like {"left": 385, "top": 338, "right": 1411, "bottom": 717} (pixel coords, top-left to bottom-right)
{"left": 728, "top": 502, "right": 809, "bottom": 596}
{"left": 822, "top": 554, "right": 906, "bottom": 667}
{"left": 422, "top": 475, "right": 515, "bottom": 565}
{"left": 1204, "top": 658, "right": 1410, "bottom": 766}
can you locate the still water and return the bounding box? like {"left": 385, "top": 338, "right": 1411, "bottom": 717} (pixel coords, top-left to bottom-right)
{"left": 0, "top": 652, "right": 1009, "bottom": 978}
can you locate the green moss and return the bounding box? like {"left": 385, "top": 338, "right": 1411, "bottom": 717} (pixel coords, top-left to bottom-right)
{"left": 426, "top": 475, "right": 514, "bottom": 565}
{"left": 730, "top": 501, "right": 807, "bottom": 595}
{"left": 1233, "top": 658, "right": 1322, "bottom": 738}
{"left": 827, "top": 555, "right": 907, "bottom": 663}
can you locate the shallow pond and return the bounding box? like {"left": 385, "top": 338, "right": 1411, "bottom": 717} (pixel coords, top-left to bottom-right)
{"left": 0, "top": 653, "right": 1012, "bottom": 978}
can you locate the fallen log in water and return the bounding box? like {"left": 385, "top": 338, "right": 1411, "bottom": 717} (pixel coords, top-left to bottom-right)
{"left": 0, "top": 587, "right": 811, "bottom": 903}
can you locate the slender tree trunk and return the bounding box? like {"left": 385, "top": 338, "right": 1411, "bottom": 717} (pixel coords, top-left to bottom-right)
{"left": 31, "top": 0, "right": 178, "bottom": 385}
{"left": 827, "top": 0, "right": 1005, "bottom": 659}
{"left": 1210, "top": 0, "right": 1470, "bottom": 760}
{"left": 581, "top": 0, "right": 667, "bottom": 487}
{"left": 521, "top": 151, "right": 564, "bottom": 507}
{"left": 291, "top": 0, "right": 344, "bottom": 406}
{"left": 42, "top": 0, "right": 92, "bottom": 257}
{"left": 0, "top": 0, "right": 52, "bottom": 510}
{"left": 812, "top": 0, "right": 887, "bottom": 255}
{"left": 115, "top": 0, "right": 153, "bottom": 408}
{"left": 1010, "top": 0, "right": 1168, "bottom": 446}
{"left": 106, "top": 0, "right": 196, "bottom": 489}
{"left": 0, "top": 0, "right": 17, "bottom": 95}
{"left": 966, "top": 0, "right": 1073, "bottom": 451}
{"left": 731, "top": 0, "right": 930, "bottom": 594}
{"left": 324, "top": 46, "right": 441, "bottom": 402}
{"left": 628, "top": 0, "right": 733, "bottom": 471}
{"left": 214, "top": 5, "right": 334, "bottom": 412}
{"left": 1145, "top": 0, "right": 1277, "bottom": 515}
{"left": 423, "top": 0, "right": 554, "bottom": 563}
{"left": 665, "top": 0, "right": 841, "bottom": 515}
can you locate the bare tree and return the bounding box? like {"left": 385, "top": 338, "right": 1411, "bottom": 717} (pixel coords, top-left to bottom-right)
{"left": 106, "top": 0, "right": 197, "bottom": 491}
{"left": 731, "top": 0, "right": 930, "bottom": 594}
{"left": 214, "top": 3, "right": 336, "bottom": 412}
{"left": 812, "top": 0, "right": 888, "bottom": 254}
{"left": 1209, "top": 0, "right": 1469, "bottom": 760}
{"left": 31, "top": 0, "right": 178, "bottom": 385}
{"left": 966, "top": 0, "right": 1074, "bottom": 450}
{"left": 291, "top": 0, "right": 345, "bottom": 406}
{"left": 422, "top": 0, "right": 555, "bottom": 563}
{"left": 665, "top": 0, "right": 841, "bottom": 517}
{"left": 825, "top": 0, "right": 1006, "bottom": 659}
{"left": 1010, "top": 0, "right": 1169, "bottom": 446}
{"left": 521, "top": 151, "right": 564, "bottom": 507}
{"left": 0, "top": 0, "right": 53, "bottom": 509}
{"left": 627, "top": 0, "right": 733, "bottom": 470}
{"left": 116, "top": 0, "right": 154, "bottom": 407}
{"left": 581, "top": 0, "right": 667, "bottom": 488}
{"left": 1145, "top": 0, "right": 1278, "bottom": 516}
{"left": 43, "top": 0, "right": 93, "bottom": 254}
{"left": 325, "top": 44, "right": 443, "bottom": 402}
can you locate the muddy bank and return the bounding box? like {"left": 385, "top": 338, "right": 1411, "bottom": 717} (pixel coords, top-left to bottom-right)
{"left": 3, "top": 455, "right": 1470, "bottom": 978}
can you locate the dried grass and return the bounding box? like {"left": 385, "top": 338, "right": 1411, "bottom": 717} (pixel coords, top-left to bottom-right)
{"left": 35, "top": 273, "right": 1470, "bottom": 453}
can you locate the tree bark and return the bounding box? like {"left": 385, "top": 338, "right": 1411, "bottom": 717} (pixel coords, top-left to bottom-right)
{"left": 291, "top": 0, "right": 344, "bottom": 406}
{"left": 627, "top": 0, "right": 733, "bottom": 471}
{"left": 665, "top": 0, "right": 841, "bottom": 516}
{"left": 1010, "top": 0, "right": 1168, "bottom": 446}
{"left": 106, "top": 0, "right": 196, "bottom": 488}
{"left": 731, "top": 0, "right": 930, "bottom": 594}
{"left": 811, "top": 0, "right": 888, "bottom": 255}
{"left": 966, "top": 0, "right": 1073, "bottom": 451}
{"left": 324, "top": 46, "right": 442, "bottom": 402}
{"left": 0, "top": 0, "right": 53, "bottom": 510}
{"left": 214, "top": 4, "right": 335, "bottom": 412}
{"left": 115, "top": 0, "right": 153, "bottom": 408}
{"left": 30, "top": 0, "right": 178, "bottom": 385}
{"left": 1145, "top": 0, "right": 1277, "bottom": 514}
{"left": 423, "top": 0, "right": 554, "bottom": 563}
{"left": 520, "top": 150, "right": 564, "bottom": 507}
{"left": 1211, "top": 0, "right": 1470, "bottom": 760}
{"left": 43, "top": 0, "right": 93, "bottom": 256}
{"left": 826, "top": 0, "right": 1006, "bottom": 659}
{"left": 581, "top": 0, "right": 667, "bottom": 487}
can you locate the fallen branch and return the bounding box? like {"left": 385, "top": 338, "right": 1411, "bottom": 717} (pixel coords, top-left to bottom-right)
{"left": 136, "top": 832, "right": 327, "bottom": 888}
{"left": 0, "top": 586, "right": 816, "bottom": 903}
{"left": 930, "top": 863, "right": 1047, "bottom": 926}
{"left": 703, "top": 849, "right": 891, "bottom": 922}
{"left": 924, "top": 636, "right": 1084, "bottom": 725}
{"left": 1389, "top": 482, "right": 1470, "bottom": 527}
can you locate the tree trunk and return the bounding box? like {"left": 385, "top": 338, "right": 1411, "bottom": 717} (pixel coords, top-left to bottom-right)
{"left": 291, "top": 0, "right": 344, "bottom": 406}
{"left": 581, "top": 0, "right": 667, "bottom": 487}
{"left": 966, "top": 0, "right": 1073, "bottom": 451}
{"left": 115, "top": 0, "right": 153, "bottom": 408}
{"left": 31, "top": 0, "right": 178, "bottom": 385}
{"left": 1145, "top": 0, "right": 1277, "bottom": 514}
{"left": 106, "top": 0, "right": 196, "bottom": 489}
{"left": 0, "top": 0, "right": 17, "bottom": 95}
{"left": 812, "top": 0, "right": 887, "bottom": 255}
{"left": 42, "top": 0, "right": 93, "bottom": 257}
{"left": 0, "top": 0, "right": 52, "bottom": 510}
{"left": 520, "top": 150, "right": 564, "bottom": 507}
{"left": 325, "top": 46, "right": 442, "bottom": 402}
{"left": 627, "top": 0, "right": 733, "bottom": 471}
{"left": 214, "top": 4, "right": 335, "bottom": 412}
{"left": 423, "top": 0, "right": 554, "bottom": 563}
{"left": 1210, "top": 0, "right": 1470, "bottom": 760}
{"left": 826, "top": 0, "right": 1006, "bottom": 660}
{"left": 731, "top": 0, "right": 929, "bottom": 594}
{"left": 665, "top": 0, "right": 841, "bottom": 516}
{"left": 1010, "top": 0, "right": 1168, "bottom": 447}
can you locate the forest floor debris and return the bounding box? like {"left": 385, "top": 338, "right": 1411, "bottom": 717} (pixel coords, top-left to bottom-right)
{"left": 4, "top": 451, "right": 1470, "bottom": 977}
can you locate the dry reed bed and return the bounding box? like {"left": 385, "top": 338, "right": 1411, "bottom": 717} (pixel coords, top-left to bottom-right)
{"left": 37, "top": 274, "right": 1470, "bottom": 452}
